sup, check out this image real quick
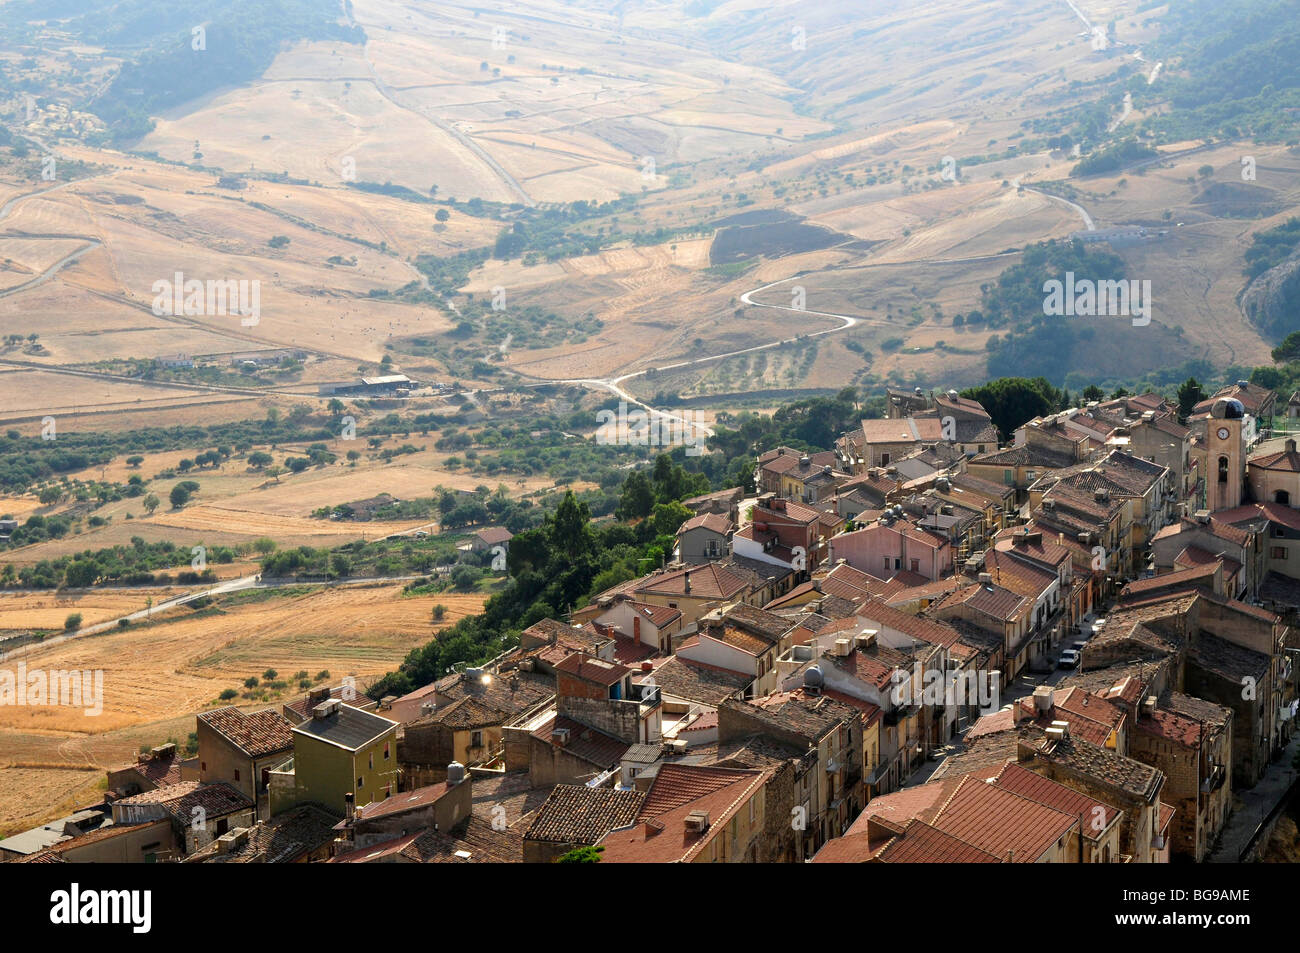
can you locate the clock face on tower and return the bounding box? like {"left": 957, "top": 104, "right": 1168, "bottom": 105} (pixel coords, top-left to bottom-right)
{"left": 1217, "top": 427, "right": 1230, "bottom": 440}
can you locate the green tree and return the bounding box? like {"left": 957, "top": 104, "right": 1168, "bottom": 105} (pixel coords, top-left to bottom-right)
{"left": 1273, "top": 331, "right": 1300, "bottom": 364}
{"left": 557, "top": 845, "right": 603, "bottom": 863}
{"left": 169, "top": 484, "right": 192, "bottom": 508}
{"left": 549, "top": 491, "right": 594, "bottom": 563}
{"left": 1177, "top": 377, "right": 1206, "bottom": 419}
{"left": 617, "top": 471, "right": 656, "bottom": 520}
{"left": 64, "top": 559, "right": 99, "bottom": 588}
{"left": 651, "top": 500, "right": 693, "bottom": 538}
{"left": 961, "top": 378, "right": 1060, "bottom": 440}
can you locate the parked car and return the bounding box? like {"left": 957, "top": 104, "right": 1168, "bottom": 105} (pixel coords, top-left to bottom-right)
{"left": 1071, "top": 640, "right": 1089, "bottom": 652}
{"left": 1058, "top": 649, "right": 1081, "bottom": 669}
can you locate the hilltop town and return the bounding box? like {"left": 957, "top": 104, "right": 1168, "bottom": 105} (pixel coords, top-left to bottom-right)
{"left": 5, "top": 380, "right": 1297, "bottom": 864}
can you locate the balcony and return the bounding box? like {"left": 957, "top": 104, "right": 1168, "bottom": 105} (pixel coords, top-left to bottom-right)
{"left": 883, "top": 703, "right": 919, "bottom": 727}
{"left": 1201, "top": 764, "right": 1226, "bottom": 795}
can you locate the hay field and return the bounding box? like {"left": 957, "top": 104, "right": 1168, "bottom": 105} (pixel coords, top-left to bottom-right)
{"left": 0, "top": 584, "right": 485, "bottom": 734}
{"left": 0, "top": 588, "right": 183, "bottom": 631}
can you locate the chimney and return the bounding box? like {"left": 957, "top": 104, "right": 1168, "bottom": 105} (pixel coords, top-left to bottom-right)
{"left": 344, "top": 792, "right": 355, "bottom": 821}
{"left": 683, "top": 570, "right": 691, "bottom": 594}
{"left": 1033, "top": 685, "right": 1054, "bottom": 716}
{"left": 1288, "top": 439, "right": 1297, "bottom": 454}
{"left": 447, "top": 761, "right": 467, "bottom": 784}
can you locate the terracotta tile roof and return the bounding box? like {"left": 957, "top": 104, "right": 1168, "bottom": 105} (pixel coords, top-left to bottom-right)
{"left": 1250, "top": 445, "right": 1300, "bottom": 471}
{"left": 410, "top": 695, "right": 506, "bottom": 731}
{"left": 468, "top": 770, "right": 551, "bottom": 831}
{"left": 702, "top": 624, "right": 770, "bottom": 657}
{"left": 815, "top": 816, "right": 1001, "bottom": 863}
{"left": 855, "top": 598, "right": 963, "bottom": 648}
{"left": 983, "top": 548, "right": 1059, "bottom": 599}
{"left": 117, "top": 780, "right": 253, "bottom": 817}
{"left": 523, "top": 785, "right": 647, "bottom": 845}
{"left": 117, "top": 753, "right": 184, "bottom": 788}
{"left": 1119, "top": 563, "right": 1219, "bottom": 599}
{"left": 15, "top": 850, "right": 66, "bottom": 863}
{"left": 827, "top": 649, "right": 897, "bottom": 690}
{"left": 186, "top": 805, "right": 337, "bottom": 863}
{"left": 1217, "top": 501, "right": 1300, "bottom": 534}
{"left": 198, "top": 706, "right": 294, "bottom": 758}
{"left": 1188, "top": 631, "right": 1270, "bottom": 681}
{"left": 1193, "top": 381, "right": 1274, "bottom": 416}
{"left": 1136, "top": 706, "right": 1205, "bottom": 749}
{"left": 934, "top": 393, "right": 992, "bottom": 419}
{"left": 934, "top": 582, "right": 1027, "bottom": 622}
{"left": 1158, "top": 802, "right": 1176, "bottom": 837}
{"left": 328, "top": 831, "right": 422, "bottom": 863}
{"left": 875, "top": 819, "right": 1003, "bottom": 862}
{"left": 554, "top": 653, "right": 630, "bottom": 686}
{"left": 859, "top": 417, "right": 945, "bottom": 444}
{"left": 611, "top": 635, "right": 658, "bottom": 665}
{"left": 989, "top": 763, "right": 1120, "bottom": 836}
{"left": 529, "top": 713, "right": 630, "bottom": 768}
{"left": 1050, "top": 686, "right": 1125, "bottom": 735}
{"left": 1164, "top": 691, "right": 1232, "bottom": 727}
{"left": 971, "top": 444, "right": 1078, "bottom": 469}
{"left": 596, "top": 763, "right": 768, "bottom": 863}
{"left": 475, "top": 526, "right": 514, "bottom": 545}
{"left": 732, "top": 688, "right": 863, "bottom": 742}
{"left": 635, "top": 563, "right": 749, "bottom": 600}
{"left": 677, "top": 512, "right": 733, "bottom": 535}
{"left": 351, "top": 782, "right": 458, "bottom": 823}
{"left": 634, "top": 656, "right": 750, "bottom": 706}
{"left": 397, "top": 815, "right": 523, "bottom": 863}
{"left": 929, "top": 775, "right": 1078, "bottom": 862}
{"left": 284, "top": 685, "right": 377, "bottom": 722}
{"left": 1023, "top": 725, "right": 1164, "bottom": 801}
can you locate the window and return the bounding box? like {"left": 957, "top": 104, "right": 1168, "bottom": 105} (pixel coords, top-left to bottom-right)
{"left": 881, "top": 453, "right": 891, "bottom": 466}
{"left": 200, "top": 761, "right": 206, "bottom": 772}
{"left": 471, "top": 730, "right": 484, "bottom": 748}
{"left": 357, "top": 776, "right": 364, "bottom": 789}
{"left": 910, "top": 558, "right": 920, "bottom": 573}
{"left": 369, "top": 753, "right": 374, "bottom": 770}
{"left": 384, "top": 743, "right": 390, "bottom": 761}
{"left": 233, "top": 769, "right": 240, "bottom": 781}
{"left": 1271, "top": 546, "right": 1287, "bottom": 560}
{"left": 894, "top": 557, "right": 901, "bottom": 570}
{"left": 1003, "top": 469, "right": 1013, "bottom": 484}
{"left": 883, "top": 557, "right": 891, "bottom": 571}
{"left": 1277, "top": 490, "right": 1291, "bottom": 505}
{"left": 1218, "top": 456, "right": 1229, "bottom": 484}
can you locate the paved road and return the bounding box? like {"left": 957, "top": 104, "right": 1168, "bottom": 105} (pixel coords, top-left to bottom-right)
{"left": 1208, "top": 733, "right": 1299, "bottom": 862}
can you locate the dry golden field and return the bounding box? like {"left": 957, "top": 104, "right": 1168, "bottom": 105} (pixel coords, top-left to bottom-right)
{"left": 0, "top": 584, "right": 487, "bottom": 833}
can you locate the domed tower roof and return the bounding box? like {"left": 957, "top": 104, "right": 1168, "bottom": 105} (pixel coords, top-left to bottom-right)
{"left": 1211, "top": 398, "right": 1245, "bottom": 420}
